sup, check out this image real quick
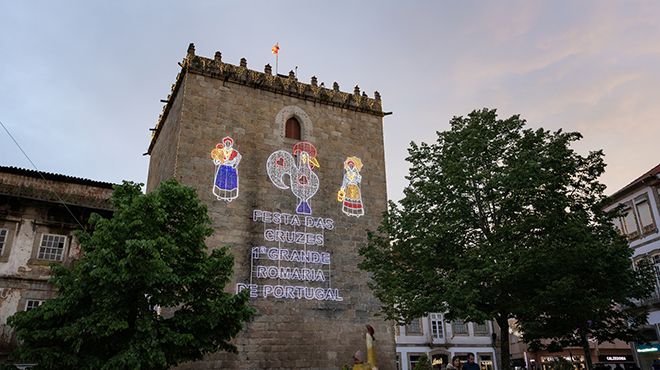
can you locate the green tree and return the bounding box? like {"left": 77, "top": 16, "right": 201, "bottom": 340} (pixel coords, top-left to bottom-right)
{"left": 549, "top": 357, "right": 575, "bottom": 370}
{"left": 519, "top": 250, "right": 653, "bottom": 370}
{"left": 413, "top": 355, "right": 433, "bottom": 370}
{"left": 8, "top": 180, "right": 254, "bottom": 370}
{"left": 359, "top": 108, "right": 652, "bottom": 370}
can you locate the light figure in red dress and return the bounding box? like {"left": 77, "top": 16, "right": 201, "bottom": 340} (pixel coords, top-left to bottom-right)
{"left": 337, "top": 156, "right": 364, "bottom": 217}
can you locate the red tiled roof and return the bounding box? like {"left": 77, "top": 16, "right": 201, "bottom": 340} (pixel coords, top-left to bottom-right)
{"left": 609, "top": 163, "right": 660, "bottom": 200}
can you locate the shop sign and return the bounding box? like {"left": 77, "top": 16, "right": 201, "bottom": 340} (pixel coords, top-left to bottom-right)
{"left": 598, "top": 355, "right": 633, "bottom": 362}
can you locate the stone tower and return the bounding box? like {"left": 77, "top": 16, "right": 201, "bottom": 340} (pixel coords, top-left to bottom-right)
{"left": 146, "top": 43, "right": 395, "bottom": 369}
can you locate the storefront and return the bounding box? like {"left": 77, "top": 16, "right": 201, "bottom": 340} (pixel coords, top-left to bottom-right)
{"left": 479, "top": 354, "right": 494, "bottom": 370}
{"left": 526, "top": 345, "right": 634, "bottom": 370}
{"left": 539, "top": 355, "right": 585, "bottom": 370}
{"left": 452, "top": 353, "right": 495, "bottom": 370}
{"left": 431, "top": 353, "right": 448, "bottom": 370}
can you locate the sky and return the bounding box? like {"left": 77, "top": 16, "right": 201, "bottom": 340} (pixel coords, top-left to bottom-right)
{"left": 1, "top": 1, "right": 659, "bottom": 200}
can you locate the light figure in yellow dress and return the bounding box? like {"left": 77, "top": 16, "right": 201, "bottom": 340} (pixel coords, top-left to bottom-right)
{"left": 337, "top": 156, "right": 364, "bottom": 217}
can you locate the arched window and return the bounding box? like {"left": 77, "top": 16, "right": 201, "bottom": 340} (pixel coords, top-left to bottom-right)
{"left": 285, "top": 117, "right": 301, "bottom": 140}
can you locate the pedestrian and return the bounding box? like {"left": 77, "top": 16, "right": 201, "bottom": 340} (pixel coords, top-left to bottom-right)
{"left": 447, "top": 356, "right": 461, "bottom": 370}
{"left": 463, "top": 353, "right": 480, "bottom": 370}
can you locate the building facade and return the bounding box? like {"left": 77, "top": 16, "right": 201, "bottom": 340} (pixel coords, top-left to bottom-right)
{"left": 146, "top": 44, "right": 395, "bottom": 369}
{"left": 604, "top": 163, "right": 660, "bottom": 370}
{"left": 395, "top": 314, "right": 498, "bottom": 370}
{"left": 0, "top": 166, "right": 113, "bottom": 358}
{"left": 509, "top": 164, "right": 660, "bottom": 370}
{"left": 510, "top": 333, "right": 635, "bottom": 370}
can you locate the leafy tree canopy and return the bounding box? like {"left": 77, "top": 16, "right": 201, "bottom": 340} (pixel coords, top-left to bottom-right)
{"left": 9, "top": 180, "right": 254, "bottom": 370}
{"left": 359, "top": 108, "right": 652, "bottom": 370}
{"left": 413, "top": 355, "right": 433, "bottom": 370}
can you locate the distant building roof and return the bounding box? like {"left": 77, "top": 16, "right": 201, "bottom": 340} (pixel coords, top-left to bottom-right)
{"left": 608, "top": 163, "right": 660, "bottom": 202}
{"left": 0, "top": 166, "right": 115, "bottom": 189}
{"left": 0, "top": 166, "right": 116, "bottom": 210}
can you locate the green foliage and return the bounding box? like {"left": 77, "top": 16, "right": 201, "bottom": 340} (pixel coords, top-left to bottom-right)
{"left": 8, "top": 180, "right": 254, "bottom": 370}
{"left": 359, "top": 108, "right": 653, "bottom": 370}
{"left": 549, "top": 357, "right": 576, "bottom": 370}
{"left": 413, "top": 355, "right": 433, "bottom": 370}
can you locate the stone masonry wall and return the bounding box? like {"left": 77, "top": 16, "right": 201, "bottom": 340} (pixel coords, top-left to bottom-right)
{"left": 147, "top": 56, "right": 395, "bottom": 369}
{"left": 146, "top": 77, "right": 186, "bottom": 192}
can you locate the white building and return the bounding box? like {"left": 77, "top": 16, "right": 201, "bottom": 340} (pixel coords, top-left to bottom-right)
{"left": 395, "top": 313, "right": 498, "bottom": 370}
{"left": 0, "top": 166, "right": 113, "bottom": 359}
{"left": 604, "top": 163, "right": 660, "bottom": 370}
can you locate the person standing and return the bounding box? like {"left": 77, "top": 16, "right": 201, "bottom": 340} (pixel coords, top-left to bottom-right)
{"left": 462, "top": 353, "right": 480, "bottom": 370}
{"left": 447, "top": 356, "right": 462, "bottom": 370}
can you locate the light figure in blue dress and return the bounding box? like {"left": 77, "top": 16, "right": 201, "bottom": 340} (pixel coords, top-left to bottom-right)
{"left": 211, "top": 136, "right": 241, "bottom": 202}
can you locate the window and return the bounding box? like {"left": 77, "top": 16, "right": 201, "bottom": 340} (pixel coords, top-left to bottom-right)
{"left": 37, "top": 234, "right": 67, "bottom": 261}
{"left": 406, "top": 318, "right": 423, "bottom": 335}
{"left": 396, "top": 353, "right": 401, "bottom": 370}
{"left": 285, "top": 117, "right": 301, "bottom": 140}
{"left": 612, "top": 219, "right": 624, "bottom": 235}
{"left": 651, "top": 255, "right": 660, "bottom": 296}
{"left": 474, "top": 322, "right": 489, "bottom": 335}
{"left": 0, "top": 229, "right": 7, "bottom": 255}
{"left": 635, "top": 196, "right": 656, "bottom": 234}
{"left": 479, "top": 354, "right": 494, "bottom": 370}
{"left": 621, "top": 204, "right": 640, "bottom": 239}
{"left": 452, "top": 320, "right": 468, "bottom": 335}
{"left": 430, "top": 313, "right": 444, "bottom": 339}
{"left": 25, "top": 300, "right": 44, "bottom": 311}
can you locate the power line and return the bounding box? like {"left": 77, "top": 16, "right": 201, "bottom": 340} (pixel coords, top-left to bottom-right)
{"left": 0, "top": 119, "right": 87, "bottom": 231}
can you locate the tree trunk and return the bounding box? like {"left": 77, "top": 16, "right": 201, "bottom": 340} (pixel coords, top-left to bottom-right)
{"left": 580, "top": 332, "right": 594, "bottom": 370}
{"left": 497, "top": 317, "right": 511, "bottom": 370}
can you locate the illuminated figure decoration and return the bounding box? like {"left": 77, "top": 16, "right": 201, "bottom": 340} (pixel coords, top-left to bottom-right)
{"left": 210, "top": 136, "right": 242, "bottom": 202}
{"left": 337, "top": 156, "right": 364, "bottom": 217}
{"left": 266, "top": 142, "right": 320, "bottom": 215}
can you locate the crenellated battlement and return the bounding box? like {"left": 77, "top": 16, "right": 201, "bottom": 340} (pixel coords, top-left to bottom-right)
{"left": 184, "top": 43, "right": 381, "bottom": 110}
{"left": 148, "top": 43, "right": 385, "bottom": 154}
